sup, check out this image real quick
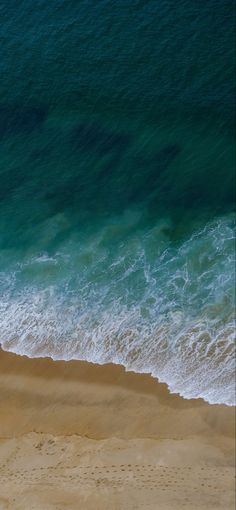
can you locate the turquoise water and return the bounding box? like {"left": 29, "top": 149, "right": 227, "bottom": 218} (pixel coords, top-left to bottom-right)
{"left": 0, "top": 0, "right": 235, "bottom": 404}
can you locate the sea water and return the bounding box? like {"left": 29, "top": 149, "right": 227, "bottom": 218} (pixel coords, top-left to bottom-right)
{"left": 0, "top": 0, "right": 235, "bottom": 405}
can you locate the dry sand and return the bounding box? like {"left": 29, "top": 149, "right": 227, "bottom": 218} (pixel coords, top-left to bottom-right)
{"left": 0, "top": 348, "right": 235, "bottom": 510}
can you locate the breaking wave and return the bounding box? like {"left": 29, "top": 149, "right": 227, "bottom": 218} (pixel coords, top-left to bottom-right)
{"left": 0, "top": 213, "right": 235, "bottom": 405}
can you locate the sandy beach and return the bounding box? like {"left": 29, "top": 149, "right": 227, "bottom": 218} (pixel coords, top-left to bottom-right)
{"left": 0, "top": 348, "right": 235, "bottom": 510}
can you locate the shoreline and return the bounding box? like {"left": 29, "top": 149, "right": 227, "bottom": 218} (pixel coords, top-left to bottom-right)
{"left": 1, "top": 345, "right": 234, "bottom": 407}
{"left": 0, "top": 348, "right": 235, "bottom": 509}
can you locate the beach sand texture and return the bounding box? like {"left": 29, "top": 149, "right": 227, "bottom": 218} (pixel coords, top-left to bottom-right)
{"left": 0, "top": 349, "right": 235, "bottom": 510}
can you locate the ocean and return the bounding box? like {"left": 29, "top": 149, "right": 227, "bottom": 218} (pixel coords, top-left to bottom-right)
{"left": 0, "top": 0, "right": 235, "bottom": 405}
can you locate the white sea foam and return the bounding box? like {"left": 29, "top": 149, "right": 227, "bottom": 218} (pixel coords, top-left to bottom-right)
{"left": 0, "top": 214, "right": 235, "bottom": 405}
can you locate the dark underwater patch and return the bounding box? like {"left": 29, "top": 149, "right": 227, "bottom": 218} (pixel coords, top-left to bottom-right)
{"left": 0, "top": 104, "right": 48, "bottom": 138}
{"left": 71, "top": 122, "right": 131, "bottom": 157}
{"left": 154, "top": 144, "right": 181, "bottom": 167}
{"left": 28, "top": 145, "right": 52, "bottom": 162}
{"left": 129, "top": 143, "right": 181, "bottom": 202}
{"left": 0, "top": 167, "right": 28, "bottom": 201}
{"left": 42, "top": 141, "right": 182, "bottom": 218}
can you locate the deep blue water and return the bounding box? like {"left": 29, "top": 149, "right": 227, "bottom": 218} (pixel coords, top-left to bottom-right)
{"left": 0, "top": 0, "right": 235, "bottom": 404}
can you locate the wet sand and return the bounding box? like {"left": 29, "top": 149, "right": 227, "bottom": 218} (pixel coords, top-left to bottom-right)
{"left": 0, "top": 348, "right": 235, "bottom": 509}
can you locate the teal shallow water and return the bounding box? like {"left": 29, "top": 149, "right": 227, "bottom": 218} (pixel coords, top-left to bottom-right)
{"left": 0, "top": 0, "right": 235, "bottom": 404}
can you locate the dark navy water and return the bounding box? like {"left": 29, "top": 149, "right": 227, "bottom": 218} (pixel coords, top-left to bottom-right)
{"left": 0, "top": 0, "right": 235, "bottom": 404}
